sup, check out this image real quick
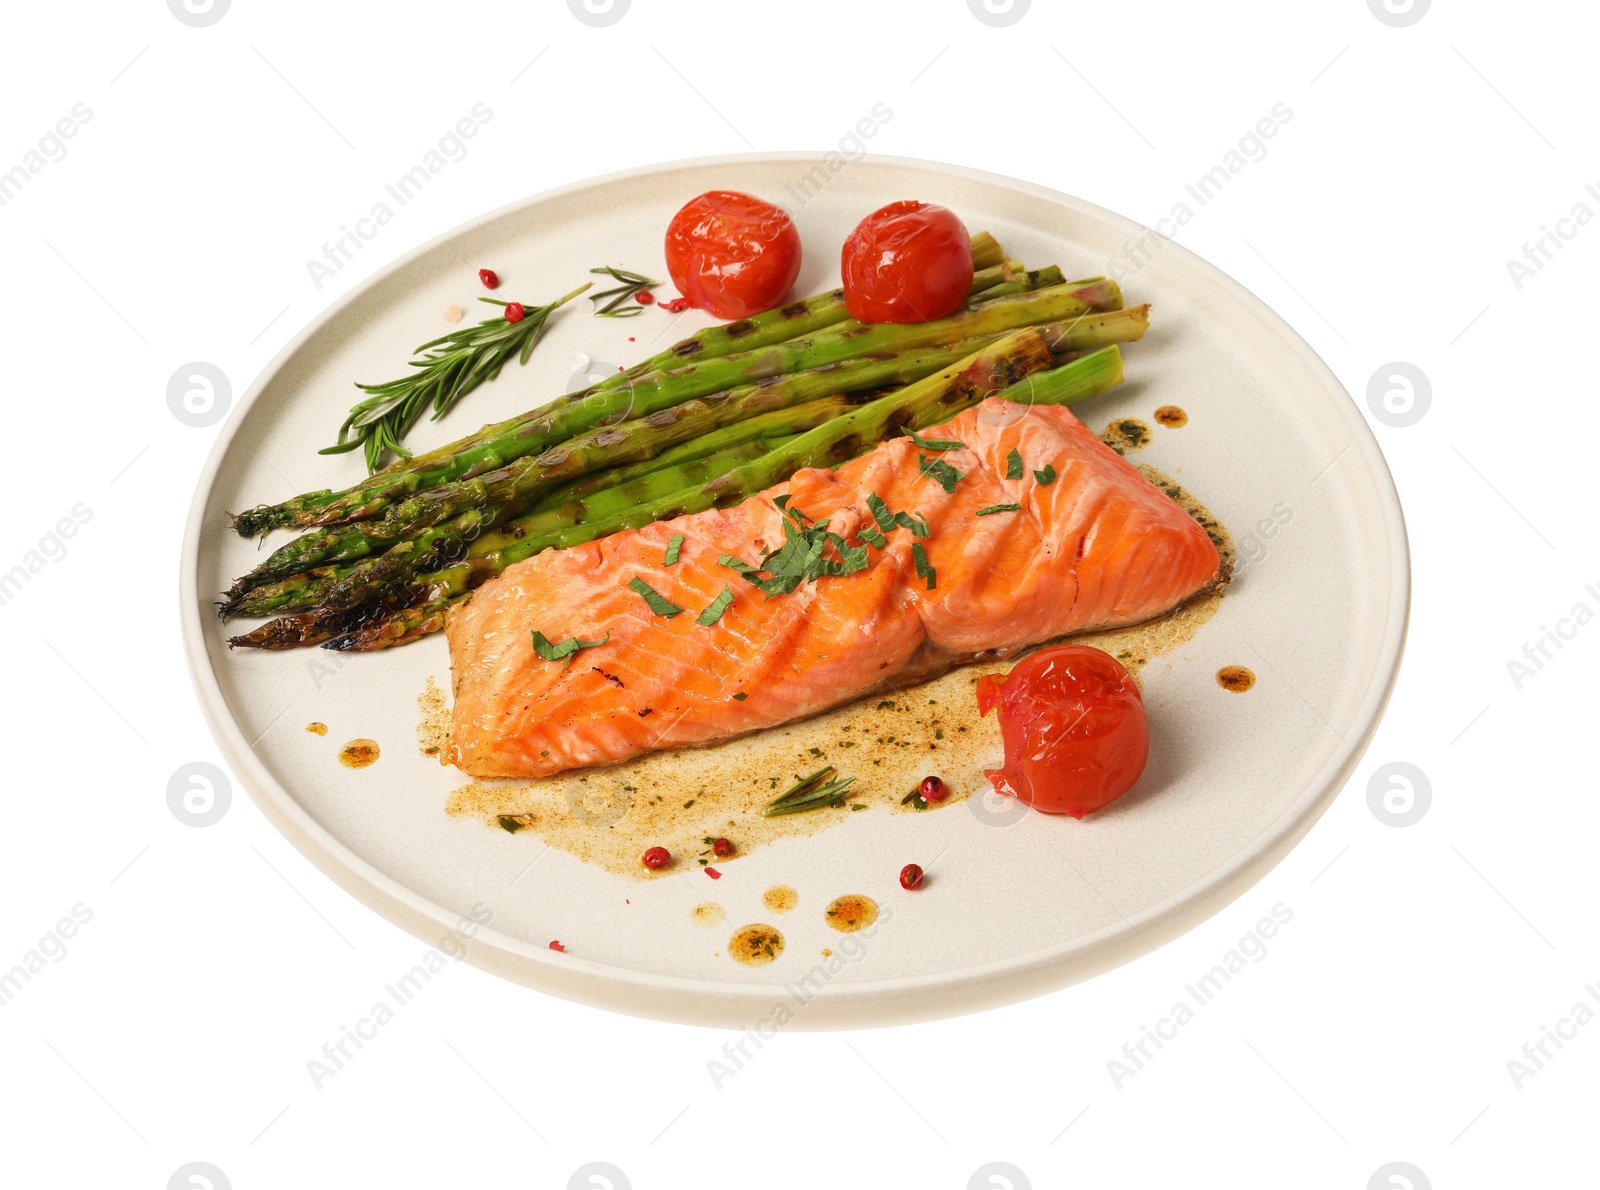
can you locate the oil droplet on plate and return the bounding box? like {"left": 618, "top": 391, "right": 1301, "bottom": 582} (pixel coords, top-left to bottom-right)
{"left": 1154, "top": 405, "right": 1188, "bottom": 428}
{"left": 339, "top": 739, "right": 380, "bottom": 768}
{"left": 1101, "top": 418, "right": 1151, "bottom": 453}
{"left": 824, "top": 894, "right": 878, "bottom": 933}
{"left": 306, "top": 722, "right": 327, "bottom": 736}
{"left": 691, "top": 903, "right": 725, "bottom": 929}
{"left": 728, "top": 923, "right": 784, "bottom": 965}
{"left": 763, "top": 885, "right": 798, "bottom": 913}
{"left": 1216, "top": 666, "right": 1256, "bottom": 693}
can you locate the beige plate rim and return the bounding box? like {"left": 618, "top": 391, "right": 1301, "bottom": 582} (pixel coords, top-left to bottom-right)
{"left": 180, "top": 152, "right": 1409, "bottom": 1029}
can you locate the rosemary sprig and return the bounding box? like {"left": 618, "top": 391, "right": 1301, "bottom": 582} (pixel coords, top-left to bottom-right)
{"left": 762, "top": 766, "right": 856, "bottom": 817}
{"left": 588, "top": 266, "right": 659, "bottom": 317}
{"left": 321, "top": 284, "right": 590, "bottom": 473}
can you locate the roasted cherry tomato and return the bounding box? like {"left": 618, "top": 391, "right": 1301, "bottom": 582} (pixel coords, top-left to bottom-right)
{"left": 663, "top": 190, "right": 802, "bottom": 320}
{"left": 841, "top": 201, "right": 973, "bottom": 324}
{"left": 976, "top": 645, "right": 1148, "bottom": 818}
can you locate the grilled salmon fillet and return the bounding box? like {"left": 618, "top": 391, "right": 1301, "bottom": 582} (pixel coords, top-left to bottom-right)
{"left": 445, "top": 398, "right": 1222, "bottom": 778}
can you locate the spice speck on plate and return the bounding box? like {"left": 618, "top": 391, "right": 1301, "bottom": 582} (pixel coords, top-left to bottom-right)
{"left": 728, "top": 924, "right": 784, "bottom": 966}
{"left": 338, "top": 739, "right": 379, "bottom": 768}
{"left": 1216, "top": 665, "right": 1256, "bottom": 693}
{"left": 691, "top": 903, "right": 725, "bottom": 928}
{"left": 824, "top": 894, "right": 879, "bottom": 932}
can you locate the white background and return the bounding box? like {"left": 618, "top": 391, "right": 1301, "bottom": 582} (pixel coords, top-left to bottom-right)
{"left": 1, "top": 1, "right": 1593, "bottom": 1186}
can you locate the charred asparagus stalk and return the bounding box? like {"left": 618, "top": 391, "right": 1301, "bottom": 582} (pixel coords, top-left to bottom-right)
{"left": 227, "top": 280, "right": 1122, "bottom": 598}
{"left": 234, "top": 338, "right": 1127, "bottom": 651}
{"left": 232, "top": 232, "right": 1006, "bottom": 536}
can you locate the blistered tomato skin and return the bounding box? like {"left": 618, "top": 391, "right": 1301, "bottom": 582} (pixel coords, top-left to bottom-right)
{"left": 841, "top": 201, "right": 973, "bottom": 324}
{"left": 663, "top": 190, "right": 802, "bottom": 320}
{"left": 976, "top": 645, "right": 1149, "bottom": 819}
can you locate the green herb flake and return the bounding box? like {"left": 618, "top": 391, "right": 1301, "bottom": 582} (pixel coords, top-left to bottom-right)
{"left": 912, "top": 542, "right": 937, "bottom": 590}
{"left": 976, "top": 502, "right": 1023, "bottom": 516}
{"left": 733, "top": 692, "right": 748, "bottom": 701}
{"left": 865, "top": 492, "right": 929, "bottom": 538}
{"left": 530, "top": 629, "right": 610, "bottom": 663}
{"left": 663, "top": 533, "right": 685, "bottom": 566}
{"left": 627, "top": 576, "right": 683, "bottom": 617}
{"left": 1006, "top": 448, "right": 1024, "bottom": 480}
{"left": 866, "top": 492, "right": 897, "bottom": 534}
{"left": 1034, "top": 463, "right": 1057, "bottom": 485}
{"left": 917, "top": 453, "right": 962, "bottom": 494}
{"left": 696, "top": 585, "right": 735, "bottom": 627}
{"left": 906, "top": 428, "right": 965, "bottom": 452}
{"left": 857, "top": 525, "right": 889, "bottom": 550}
{"left": 496, "top": 816, "right": 526, "bottom": 834}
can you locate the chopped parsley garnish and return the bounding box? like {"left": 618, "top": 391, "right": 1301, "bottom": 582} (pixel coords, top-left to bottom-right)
{"left": 696, "top": 585, "right": 735, "bottom": 626}
{"left": 627, "top": 576, "right": 683, "bottom": 617}
{"left": 856, "top": 525, "right": 889, "bottom": 549}
{"left": 865, "top": 492, "right": 929, "bottom": 538}
{"left": 663, "top": 533, "right": 684, "bottom": 566}
{"left": 1006, "top": 448, "right": 1024, "bottom": 480}
{"left": 976, "top": 503, "right": 1023, "bottom": 516}
{"left": 906, "top": 427, "right": 964, "bottom": 452}
{"left": 912, "top": 542, "right": 936, "bottom": 590}
{"left": 496, "top": 815, "right": 526, "bottom": 833}
{"left": 917, "top": 453, "right": 962, "bottom": 494}
{"left": 718, "top": 501, "right": 868, "bottom": 597}
{"left": 530, "top": 629, "right": 610, "bottom": 663}
{"left": 732, "top": 692, "right": 748, "bottom": 700}
{"left": 1034, "top": 463, "right": 1057, "bottom": 485}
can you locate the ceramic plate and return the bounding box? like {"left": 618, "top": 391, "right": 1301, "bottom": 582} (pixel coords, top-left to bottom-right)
{"left": 181, "top": 154, "right": 1408, "bottom": 1028}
